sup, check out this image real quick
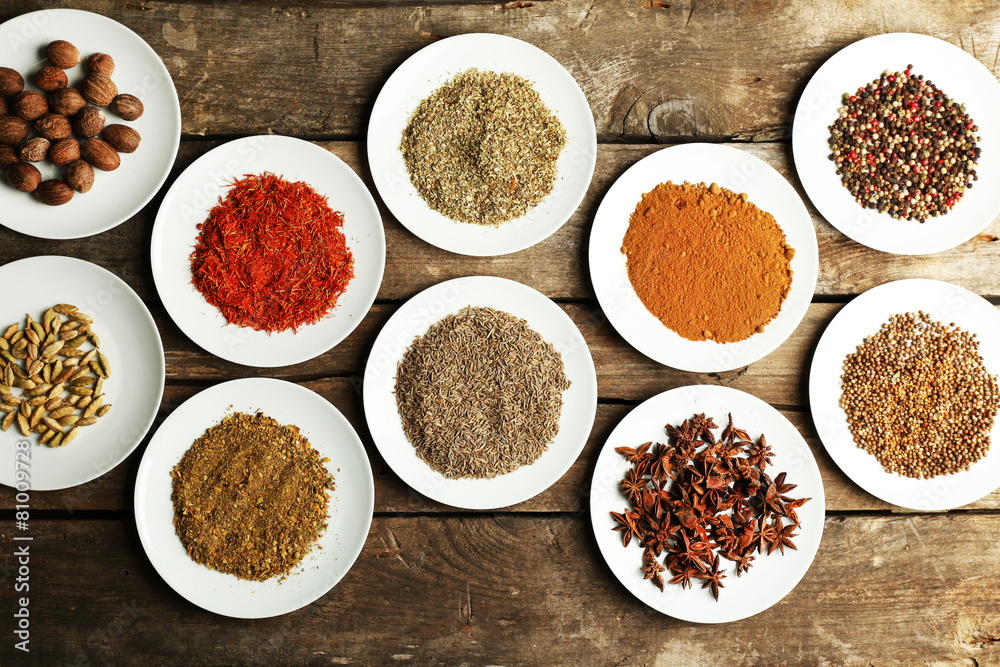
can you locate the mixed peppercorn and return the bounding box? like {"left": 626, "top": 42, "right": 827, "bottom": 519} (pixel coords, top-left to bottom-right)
{"left": 828, "top": 66, "right": 980, "bottom": 221}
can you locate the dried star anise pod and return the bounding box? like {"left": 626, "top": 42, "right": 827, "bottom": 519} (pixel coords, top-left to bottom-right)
{"left": 696, "top": 554, "right": 727, "bottom": 601}
{"left": 610, "top": 413, "right": 810, "bottom": 601}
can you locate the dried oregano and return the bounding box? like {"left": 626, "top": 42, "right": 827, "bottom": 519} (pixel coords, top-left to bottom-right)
{"left": 400, "top": 68, "right": 566, "bottom": 226}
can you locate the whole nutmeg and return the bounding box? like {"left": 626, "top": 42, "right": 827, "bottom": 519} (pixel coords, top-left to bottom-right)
{"left": 73, "top": 106, "right": 105, "bottom": 138}
{"left": 102, "top": 124, "right": 141, "bottom": 153}
{"left": 50, "top": 88, "right": 87, "bottom": 117}
{"left": 109, "top": 94, "right": 143, "bottom": 121}
{"left": 0, "top": 115, "right": 30, "bottom": 145}
{"left": 46, "top": 40, "right": 80, "bottom": 69}
{"left": 0, "top": 66, "right": 24, "bottom": 97}
{"left": 0, "top": 97, "right": 7, "bottom": 116}
{"left": 12, "top": 91, "right": 49, "bottom": 121}
{"left": 81, "top": 73, "right": 117, "bottom": 107}
{"left": 48, "top": 138, "right": 80, "bottom": 167}
{"left": 80, "top": 137, "right": 119, "bottom": 171}
{"left": 19, "top": 137, "right": 50, "bottom": 163}
{"left": 7, "top": 162, "right": 41, "bottom": 192}
{"left": 34, "top": 65, "right": 68, "bottom": 92}
{"left": 35, "top": 113, "right": 72, "bottom": 141}
{"left": 65, "top": 159, "right": 94, "bottom": 193}
{"left": 34, "top": 179, "right": 74, "bottom": 206}
{"left": 0, "top": 144, "right": 19, "bottom": 168}
{"left": 86, "top": 53, "right": 115, "bottom": 76}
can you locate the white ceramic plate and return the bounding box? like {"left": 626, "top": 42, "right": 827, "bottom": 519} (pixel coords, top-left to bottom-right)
{"left": 590, "top": 385, "right": 825, "bottom": 623}
{"left": 367, "top": 33, "right": 596, "bottom": 256}
{"left": 0, "top": 256, "right": 164, "bottom": 490}
{"left": 134, "top": 377, "right": 374, "bottom": 618}
{"left": 810, "top": 279, "right": 1000, "bottom": 510}
{"left": 363, "top": 276, "right": 597, "bottom": 509}
{"left": 589, "top": 143, "right": 818, "bottom": 372}
{"left": 792, "top": 33, "right": 1000, "bottom": 255}
{"left": 0, "top": 9, "right": 181, "bottom": 239}
{"left": 151, "top": 135, "right": 385, "bottom": 367}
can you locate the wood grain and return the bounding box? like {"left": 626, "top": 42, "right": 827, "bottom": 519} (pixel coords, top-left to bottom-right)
{"left": 5, "top": 0, "right": 1000, "bottom": 142}
{"left": 6, "top": 378, "right": 996, "bottom": 514}
{"left": 3, "top": 142, "right": 1000, "bottom": 301}
{"left": 3, "top": 515, "right": 999, "bottom": 664}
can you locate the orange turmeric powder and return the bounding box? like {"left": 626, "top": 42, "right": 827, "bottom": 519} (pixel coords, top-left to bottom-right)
{"left": 621, "top": 181, "right": 794, "bottom": 343}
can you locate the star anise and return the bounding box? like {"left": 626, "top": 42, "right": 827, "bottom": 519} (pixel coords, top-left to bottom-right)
{"left": 756, "top": 478, "right": 789, "bottom": 519}
{"left": 732, "top": 552, "right": 755, "bottom": 577}
{"left": 642, "top": 550, "right": 666, "bottom": 591}
{"left": 747, "top": 434, "right": 774, "bottom": 470}
{"left": 768, "top": 519, "right": 799, "bottom": 556}
{"left": 785, "top": 497, "right": 811, "bottom": 527}
{"left": 696, "top": 554, "right": 726, "bottom": 601}
{"left": 615, "top": 442, "right": 652, "bottom": 465}
{"left": 609, "top": 510, "right": 642, "bottom": 548}
{"left": 610, "top": 412, "right": 811, "bottom": 601}
{"left": 772, "top": 471, "right": 798, "bottom": 498}
{"left": 755, "top": 522, "right": 779, "bottom": 554}
{"left": 619, "top": 468, "right": 646, "bottom": 505}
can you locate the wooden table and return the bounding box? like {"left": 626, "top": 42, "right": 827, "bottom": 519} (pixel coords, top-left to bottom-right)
{"left": 3, "top": 1, "right": 1000, "bottom": 664}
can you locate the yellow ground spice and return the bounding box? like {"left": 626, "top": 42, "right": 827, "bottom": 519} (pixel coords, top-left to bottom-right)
{"left": 171, "top": 411, "right": 334, "bottom": 581}
{"left": 621, "top": 181, "right": 795, "bottom": 343}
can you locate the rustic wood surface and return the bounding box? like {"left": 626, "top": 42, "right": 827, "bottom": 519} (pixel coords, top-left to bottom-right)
{"left": 3, "top": 0, "right": 1000, "bottom": 664}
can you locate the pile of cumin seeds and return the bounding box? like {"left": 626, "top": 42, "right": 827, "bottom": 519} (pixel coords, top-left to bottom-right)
{"left": 399, "top": 68, "right": 567, "bottom": 226}
{"left": 170, "top": 411, "right": 335, "bottom": 581}
{"left": 394, "top": 306, "right": 571, "bottom": 479}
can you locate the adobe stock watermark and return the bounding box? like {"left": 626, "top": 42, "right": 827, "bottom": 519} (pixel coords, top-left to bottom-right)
{"left": 11, "top": 439, "right": 31, "bottom": 654}
{"left": 177, "top": 134, "right": 278, "bottom": 226}
{"left": 5, "top": 10, "right": 57, "bottom": 53}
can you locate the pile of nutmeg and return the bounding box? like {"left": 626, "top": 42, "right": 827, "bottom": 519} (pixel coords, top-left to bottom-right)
{"left": 0, "top": 40, "right": 143, "bottom": 206}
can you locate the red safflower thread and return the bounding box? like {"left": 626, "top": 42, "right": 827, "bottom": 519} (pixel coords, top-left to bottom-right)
{"left": 190, "top": 172, "right": 355, "bottom": 333}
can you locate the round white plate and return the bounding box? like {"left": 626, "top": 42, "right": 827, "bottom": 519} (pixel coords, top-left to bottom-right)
{"left": 363, "top": 276, "right": 597, "bottom": 509}
{"left": 134, "top": 377, "right": 374, "bottom": 619}
{"left": 589, "top": 143, "right": 818, "bottom": 372}
{"left": 809, "top": 278, "right": 1000, "bottom": 510}
{"left": 0, "top": 9, "right": 181, "bottom": 240}
{"left": 151, "top": 135, "right": 385, "bottom": 367}
{"left": 367, "top": 33, "right": 596, "bottom": 256}
{"left": 792, "top": 33, "right": 1000, "bottom": 255}
{"left": 0, "top": 256, "right": 164, "bottom": 491}
{"left": 590, "top": 385, "right": 825, "bottom": 623}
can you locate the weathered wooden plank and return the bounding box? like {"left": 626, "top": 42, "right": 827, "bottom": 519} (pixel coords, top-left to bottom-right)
{"left": 5, "top": 378, "right": 995, "bottom": 514}
{"left": 5, "top": 0, "right": 1000, "bottom": 141}
{"left": 3, "top": 142, "right": 1000, "bottom": 301}
{"left": 153, "top": 299, "right": 831, "bottom": 404}
{"left": 3, "top": 515, "right": 999, "bottom": 664}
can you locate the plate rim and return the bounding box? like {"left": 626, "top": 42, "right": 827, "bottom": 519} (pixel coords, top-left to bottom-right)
{"left": 149, "top": 134, "right": 386, "bottom": 368}
{"left": 588, "top": 384, "right": 827, "bottom": 623}
{"left": 588, "top": 142, "right": 819, "bottom": 372}
{"left": 0, "top": 254, "right": 165, "bottom": 490}
{"left": 133, "top": 376, "right": 375, "bottom": 619}
{"left": 791, "top": 31, "right": 1000, "bottom": 255}
{"left": 366, "top": 31, "right": 597, "bottom": 257}
{"left": 362, "top": 274, "right": 598, "bottom": 509}
{"left": 0, "top": 8, "right": 182, "bottom": 240}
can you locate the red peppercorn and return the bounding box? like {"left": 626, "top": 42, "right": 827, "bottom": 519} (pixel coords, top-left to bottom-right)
{"left": 946, "top": 198, "right": 955, "bottom": 206}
